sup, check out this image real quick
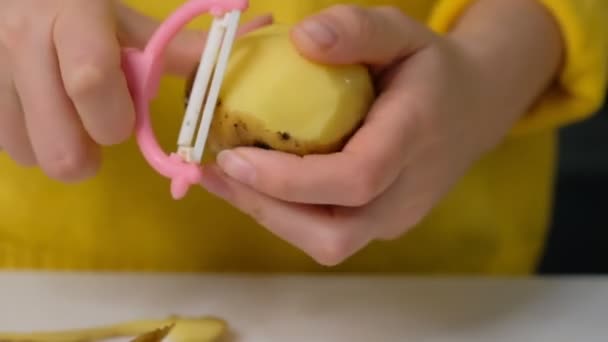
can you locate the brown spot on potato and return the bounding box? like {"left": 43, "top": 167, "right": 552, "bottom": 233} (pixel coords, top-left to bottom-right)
{"left": 253, "top": 141, "right": 272, "bottom": 150}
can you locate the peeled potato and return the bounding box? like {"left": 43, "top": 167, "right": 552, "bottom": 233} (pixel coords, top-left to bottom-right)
{"left": 185, "top": 24, "right": 375, "bottom": 156}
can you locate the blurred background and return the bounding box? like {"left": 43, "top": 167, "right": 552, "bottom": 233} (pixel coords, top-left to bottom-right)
{"left": 538, "top": 91, "right": 608, "bottom": 274}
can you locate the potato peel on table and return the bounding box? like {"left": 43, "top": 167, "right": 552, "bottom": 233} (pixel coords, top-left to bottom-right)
{"left": 130, "top": 325, "right": 173, "bottom": 342}
{"left": 0, "top": 315, "right": 227, "bottom": 342}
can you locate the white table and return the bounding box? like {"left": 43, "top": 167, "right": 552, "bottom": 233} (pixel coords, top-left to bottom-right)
{"left": 0, "top": 272, "right": 607, "bottom": 341}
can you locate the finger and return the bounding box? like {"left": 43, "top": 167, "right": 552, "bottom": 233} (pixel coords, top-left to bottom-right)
{"left": 0, "top": 47, "right": 36, "bottom": 166}
{"left": 116, "top": 4, "right": 274, "bottom": 76}
{"left": 356, "top": 170, "right": 430, "bottom": 241}
{"left": 165, "top": 14, "right": 274, "bottom": 75}
{"left": 54, "top": 0, "right": 135, "bottom": 146}
{"left": 216, "top": 89, "right": 418, "bottom": 207}
{"left": 359, "top": 151, "right": 456, "bottom": 241}
{"left": 5, "top": 7, "right": 100, "bottom": 182}
{"left": 290, "top": 5, "right": 435, "bottom": 67}
{"left": 0, "top": 79, "right": 36, "bottom": 166}
{"left": 200, "top": 165, "right": 372, "bottom": 266}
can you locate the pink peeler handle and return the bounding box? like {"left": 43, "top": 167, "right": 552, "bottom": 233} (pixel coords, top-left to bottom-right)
{"left": 120, "top": 0, "right": 248, "bottom": 200}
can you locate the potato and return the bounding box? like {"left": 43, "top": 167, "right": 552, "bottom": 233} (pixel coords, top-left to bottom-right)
{"left": 185, "top": 24, "right": 375, "bottom": 157}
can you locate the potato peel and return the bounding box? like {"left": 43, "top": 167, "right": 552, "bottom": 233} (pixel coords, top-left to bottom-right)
{"left": 130, "top": 324, "right": 173, "bottom": 342}
{"left": 0, "top": 315, "right": 227, "bottom": 342}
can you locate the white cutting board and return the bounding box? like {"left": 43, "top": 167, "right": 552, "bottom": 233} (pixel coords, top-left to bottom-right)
{"left": 0, "top": 272, "right": 607, "bottom": 342}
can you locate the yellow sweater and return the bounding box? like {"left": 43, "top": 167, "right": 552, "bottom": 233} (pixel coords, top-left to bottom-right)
{"left": 0, "top": 0, "right": 605, "bottom": 274}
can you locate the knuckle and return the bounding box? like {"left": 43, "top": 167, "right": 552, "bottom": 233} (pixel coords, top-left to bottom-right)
{"left": 94, "top": 117, "right": 135, "bottom": 146}
{"left": 64, "top": 61, "right": 116, "bottom": 100}
{"left": 373, "top": 6, "right": 421, "bottom": 44}
{"left": 375, "top": 6, "right": 407, "bottom": 20}
{"left": 0, "top": 13, "right": 31, "bottom": 50}
{"left": 43, "top": 146, "right": 92, "bottom": 181}
{"left": 403, "top": 96, "right": 436, "bottom": 143}
{"left": 314, "top": 230, "right": 352, "bottom": 266}
{"left": 331, "top": 4, "right": 367, "bottom": 22}
{"left": 328, "top": 4, "right": 373, "bottom": 38}
{"left": 380, "top": 202, "right": 430, "bottom": 240}
{"left": 346, "top": 166, "right": 383, "bottom": 207}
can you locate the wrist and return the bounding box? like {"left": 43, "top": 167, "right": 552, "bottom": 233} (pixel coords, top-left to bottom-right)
{"left": 445, "top": 0, "right": 564, "bottom": 118}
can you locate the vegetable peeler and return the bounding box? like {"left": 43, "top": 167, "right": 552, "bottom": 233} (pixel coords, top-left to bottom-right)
{"left": 121, "top": 0, "right": 249, "bottom": 200}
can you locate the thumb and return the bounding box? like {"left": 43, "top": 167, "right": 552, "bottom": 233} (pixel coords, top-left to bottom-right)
{"left": 290, "top": 5, "right": 435, "bottom": 67}
{"left": 115, "top": 4, "right": 273, "bottom": 76}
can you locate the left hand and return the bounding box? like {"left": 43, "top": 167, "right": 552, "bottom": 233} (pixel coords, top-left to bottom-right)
{"left": 199, "top": 3, "right": 562, "bottom": 265}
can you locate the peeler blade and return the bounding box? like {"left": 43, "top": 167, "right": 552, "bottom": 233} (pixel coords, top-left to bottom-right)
{"left": 178, "top": 10, "right": 242, "bottom": 163}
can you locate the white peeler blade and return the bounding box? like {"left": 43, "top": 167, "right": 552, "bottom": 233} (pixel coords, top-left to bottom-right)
{"left": 178, "top": 10, "right": 242, "bottom": 163}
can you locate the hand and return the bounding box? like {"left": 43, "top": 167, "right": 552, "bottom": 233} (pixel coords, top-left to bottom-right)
{"left": 0, "top": 0, "right": 272, "bottom": 182}
{"left": 200, "top": 1, "right": 563, "bottom": 265}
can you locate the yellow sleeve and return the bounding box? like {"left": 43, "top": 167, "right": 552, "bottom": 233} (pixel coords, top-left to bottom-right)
{"left": 427, "top": 0, "right": 608, "bottom": 137}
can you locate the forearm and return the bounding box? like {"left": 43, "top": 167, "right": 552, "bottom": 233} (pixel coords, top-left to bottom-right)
{"left": 447, "top": 0, "right": 564, "bottom": 118}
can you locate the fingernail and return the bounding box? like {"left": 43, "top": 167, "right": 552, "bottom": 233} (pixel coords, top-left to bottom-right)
{"left": 295, "top": 19, "right": 337, "bottom": 48}
{"left": 217, "top": 150, "right": 255, "bottom": 185}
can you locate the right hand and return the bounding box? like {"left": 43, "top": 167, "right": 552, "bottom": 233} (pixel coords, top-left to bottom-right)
{"left": 0, "top": 0, "right": 272, "bottom": 182}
